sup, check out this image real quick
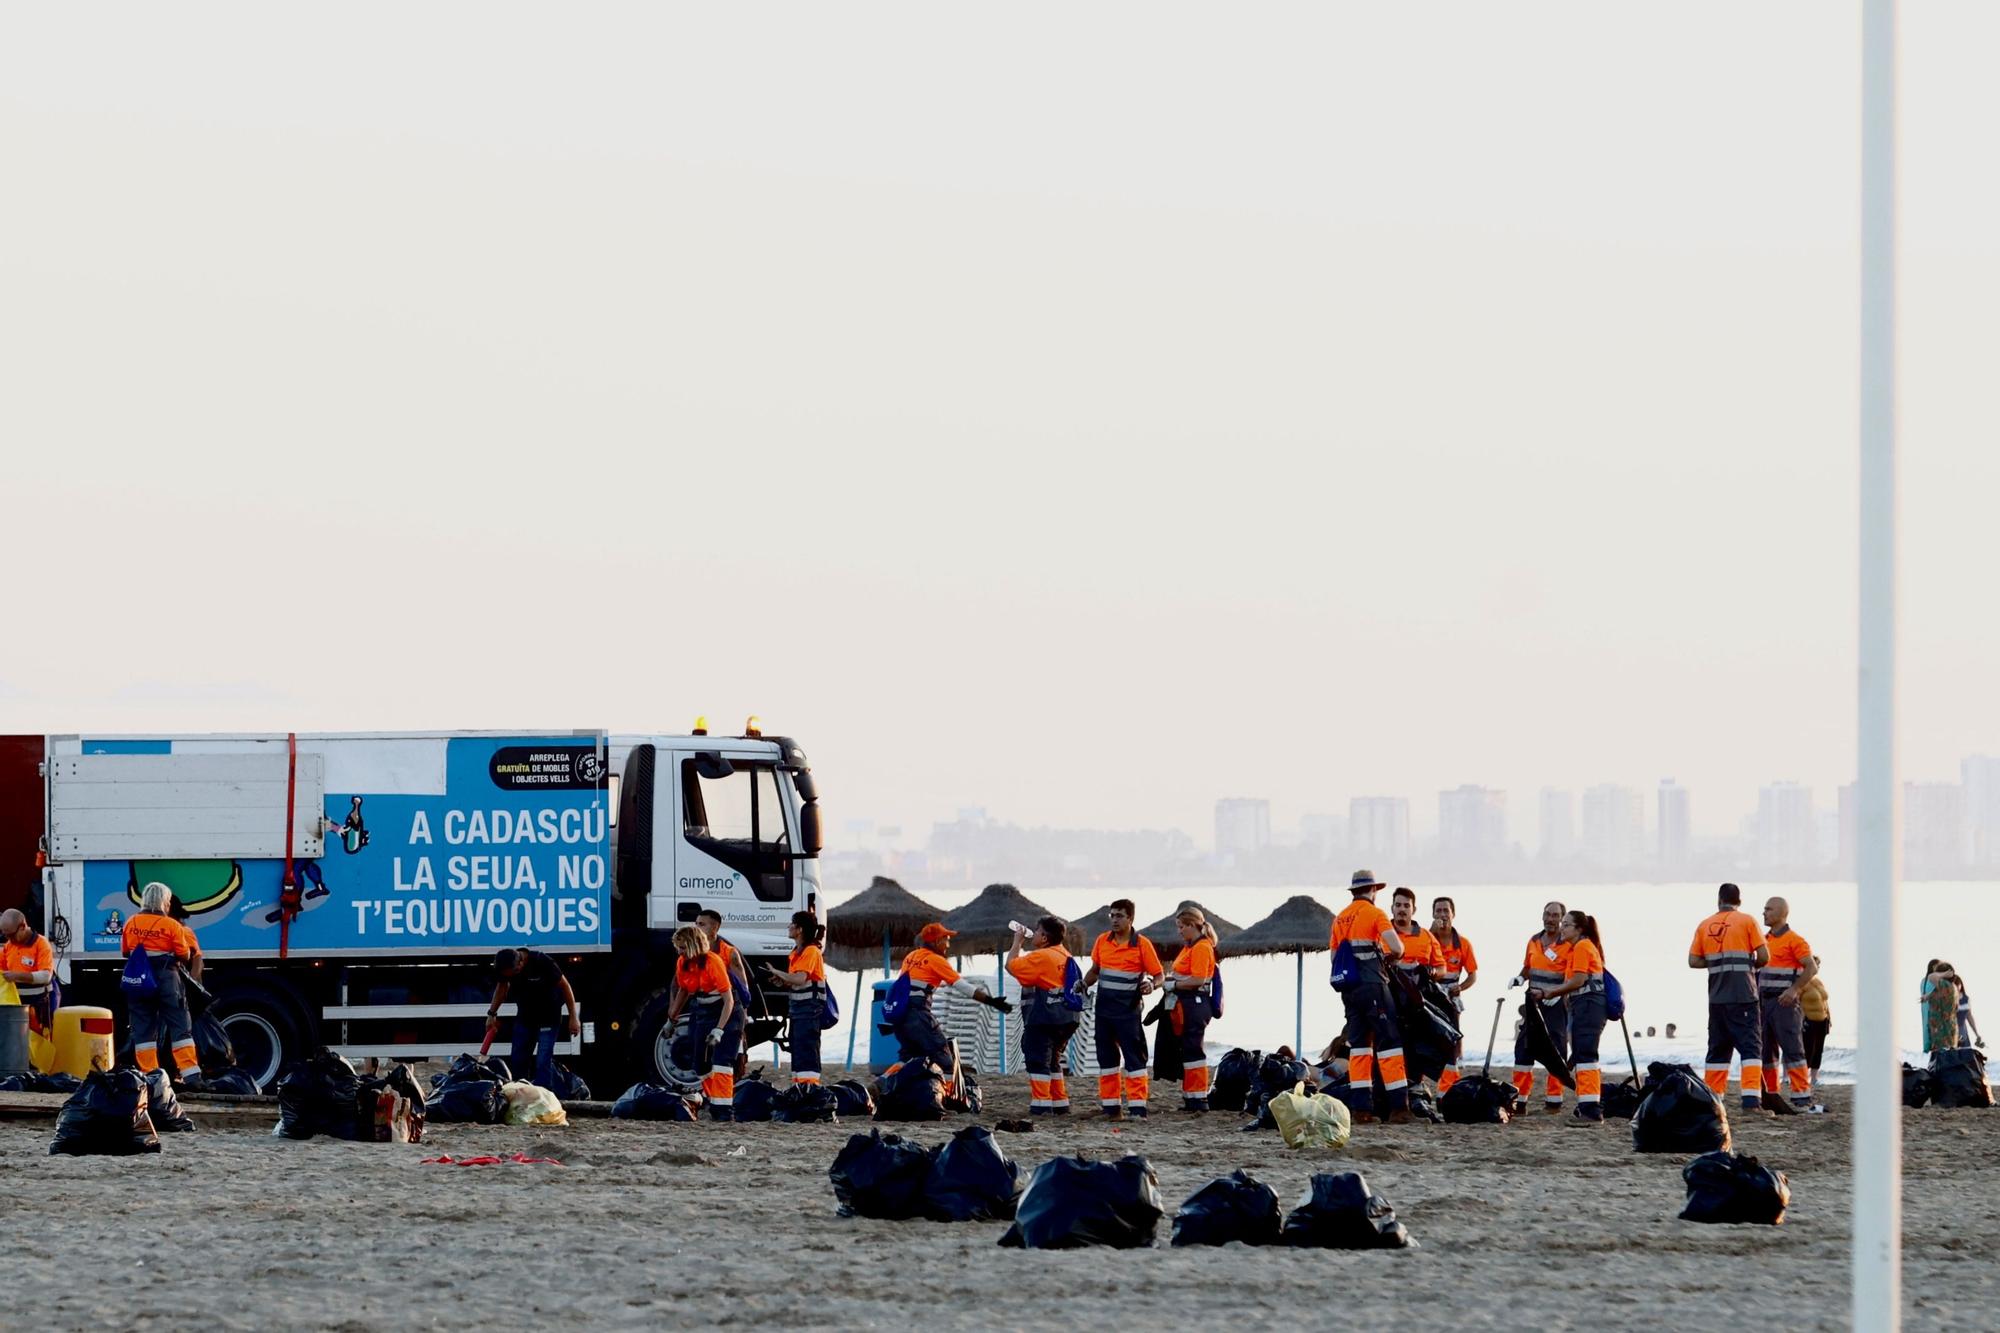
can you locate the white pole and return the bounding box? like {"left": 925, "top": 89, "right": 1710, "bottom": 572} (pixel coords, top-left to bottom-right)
{"left": 1855, "top": 1, "right": 1900, "bottom": 1328}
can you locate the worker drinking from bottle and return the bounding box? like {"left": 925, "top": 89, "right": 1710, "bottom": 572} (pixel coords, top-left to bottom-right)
{"left": 667, "top": 926, "right": 739, "bottom": 1119}
{"left": 1083, "top": 898, "right": 1163, "bottom": 1120}
{"left": 1007, "top": 915, "right": 1079, "bottom": 1115}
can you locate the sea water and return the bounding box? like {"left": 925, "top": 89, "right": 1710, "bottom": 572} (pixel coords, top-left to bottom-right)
{"left": 816, "top": 881, "right": 1997, "bottom": 1081}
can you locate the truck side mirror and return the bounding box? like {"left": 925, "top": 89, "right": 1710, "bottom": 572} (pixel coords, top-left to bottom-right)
{"left": 799, "top": 801, "right": 823, "bottom": 857}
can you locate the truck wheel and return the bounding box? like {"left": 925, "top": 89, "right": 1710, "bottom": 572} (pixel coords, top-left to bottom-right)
{"left": 211, "top": 989, "right": 307, "bottom": 1091}
{"left": 630, "top": 989, "right": 684, "bottom": 1086}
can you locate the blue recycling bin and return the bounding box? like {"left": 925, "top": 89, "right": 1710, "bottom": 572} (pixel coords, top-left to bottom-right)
{"left": 868, "top": 981, "right": 901, "bottom": 1074}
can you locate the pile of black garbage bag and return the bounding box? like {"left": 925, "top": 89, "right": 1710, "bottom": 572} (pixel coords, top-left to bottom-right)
{"left": 1243, "top": 1054, "right": 1315, "bottom": 1131}
{"left": 874, "top": 1058, "right": 949, "bottom": 1122}
{"left": 1000, "top": 1153, "right": 1162, "bottom": 1248}
{"left": 275, "top": 1050, "right": 427, "bottom": 1140}
{"left": 1680, "top": 1151, "right": 1790, "bottom": 1225}
{"left": 1211, "top": 1049, "right": 1261, "bottom": 1113}
{"left": 1632, "top": 1062, "right": 1731, "bottom": 1153}
{"left": 0, "top": 1071, "right": 81, "bottom": 1094}
{"left": 1911, "top": 1049, "right": 1993, "bottom": 1109}
{"left": 1169, "top": 1168, "right": 1412, "bottom": 1249}
{"left": 49, "top": 1068, "right": 162, "bottom": 1156}
{"left": 612, "top": 1081, "right": 699, "bottom": 1121}
{"left": 830, "top": 1126, "right": 1025, "bottom": 1224}
{"left": 427, "top": 1054, "right": 511, "bottom": 1125}
{"left": 1439, "top": 1074, "right": 1521, "bottom": 1125}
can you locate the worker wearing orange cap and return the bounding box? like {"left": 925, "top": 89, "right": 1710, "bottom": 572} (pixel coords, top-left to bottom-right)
{"left": 1688, "top": 883, "right": 1770, "bottom": 1112}
{"left": 1008, "top": 915, "right": 1080, "bottom": 1114}
{"left": 1330, "top": 870, "right": 1411, "bottom": 1124}
{"left": 882, "top": 922, "right": 991, "bottom": 1100}
{"left": 1082, "top": 898, "right": 1164, "bottom": 1119}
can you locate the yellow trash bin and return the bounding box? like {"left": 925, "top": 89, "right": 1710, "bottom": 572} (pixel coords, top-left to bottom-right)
{"left": 51, "top": 1006, "right": 116, "bottom": 1078}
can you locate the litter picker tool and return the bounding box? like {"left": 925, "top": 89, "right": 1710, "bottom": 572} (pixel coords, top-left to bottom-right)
{"left": 1620, "top": 1018, "right": 1643, "bottom": 1089}
{"left": 1479, "top": 992, "right": 1508, "bottom": 1077}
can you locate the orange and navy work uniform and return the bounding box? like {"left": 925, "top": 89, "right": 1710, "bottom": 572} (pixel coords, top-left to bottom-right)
{"left": 1330, "top": 900, "right": 1408, "bottom": 1111}
{"left": 883, "top": 947, "right": 963, "bottom": 1096}
{"left": 1690, "top": 908, "right": 1767, "bottom": 1105}
{"left": 676, "top": 952, "right": 739, "bottom": 1118}
{"left": 120, "top": 912, "right": 201, "bottom": 1076}
{"left": 1090, "top": 930, "right": 1163, "bottom": 1114}
{"left": 787, "top": 942, "right": 827, "bottom": 1086}
{"left": 1392, "top": 926, "right": 1444, "bottom": 978}
{"left": 712, "top": 936, "right": 753, "bottom": 1008}
{"left": 1009, "top": 944, "right": 1077, "bottom": 1112}
{"left": 2, "top": 931, "right": 57, "bottom": 1032}
{"left": 1760, "top": 924, "right": 1815, "bottom": 1103}
{"left": 1169, "top": 935, "right": 1218, "bottom": 1108}
{"left": 1563, "top": 937, "right": 1608, "bottom": 1108}
{"left": 1513, "top": 932, "right": 1573, "bottom": 1105}
{"left": 1434, "top": 931, "right": 1478, "bottom": 1091}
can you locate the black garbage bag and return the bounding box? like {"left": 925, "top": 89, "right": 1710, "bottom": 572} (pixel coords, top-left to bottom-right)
{"left": 772, "top": 1083, "right": 840, "bottom": 1124}
{"left": 925, "top": 1126, "right": 1023, "bottom": 1222}
{"left": 352, "top": 1063, "right": 428, "bottom": 1142}
{"left": 1148, "top": 1000, "right": 1184, "bottom": 1083}
{"left": 1929, "top": 1048, "right": 1993, "bottom": 1109}
{"left": 1281, "top": 1171, "right": 1414, "bottom": 1249}
{"left": 49, "top": 1068, "right": 161, "bottom": 1156}
{"left": 829, "top": 1079, "right": 876, "bottom": 1120}
{"left": 1439, "top": 1075, "right": 1515, "bottom": 1125}
{"left": 829, "top": 1130, "right": 936, "bottom": 1220}
{"left": 1171, "top": 1169, "right": 1283, "bottom": 1247}
{"left": 945, "top": 1070, "right": 984, "bottom": 1115}
{"left": 609, "top": 1083, "right": 697, "bottom": 1122}
{"left": 874, "top": 1058, "right": 947, "bottom": 1122}
{"left": 998, "top": 1154, "right": 1163, "bottom": 1250}
{"left": 1679, "top": 1151, "right": 1790, "bottom": 1225}
{"left": 431, "top": 1053, "right": 510, "bottom": 1091}
{"left": 1211, "top": 1049, "right": 1261, "bottom": 1113}
{"left": 191, "top": 1012, "right": 236, "bottom": 1076}
{"left": 203, "top": 1068, "right": 263, "bottom": 1096}
{"left": 275, "top": 1050, "right": 362, "bottom": 1141}
{"left": 1407, "top": 1088, "right": 1443, "bottom": 1124}
{"left": 1602, "top": 1078, "right": 1644, "bottom": 1120}
{"left": 546, "top": 1063, "right": 591, "bottom": 1102}
{"left": 143, "top": 1070, "right": 195, "bottom": 1133}
{"left": 1903, "top": 1063, "right": 1934, "bottom": 1109}
{"left": 1516, "top": 1000, "right": 1574, "bottom": 1091}
{"left": 1632, "top": 1062, "right": 1730, "bottom": 1154}
{"left": 0, "top": 1071, "right": 82, "bottom": 1095}
{"left": 733, "top": 1077, "right": 776, "bottom": 1123}
{"left": 1391, "top": 973, "right": 1463, "bottom": 1084}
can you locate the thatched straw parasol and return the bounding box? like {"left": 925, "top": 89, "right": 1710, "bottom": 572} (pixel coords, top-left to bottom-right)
{"left": 1140, "top": 900, "right": 1243, "bottom": 961}
{"left": 940, "top": 883, "right": 1060, "bottom": 957}
{"left": 1217, "top": 894, "right": 1335, "bottom": 1053}
{"left": 824, "top": 877, "right": 945, "bottom": 972}
{"left": 1065, "top": 902, "right": 1121, "bottom": 953}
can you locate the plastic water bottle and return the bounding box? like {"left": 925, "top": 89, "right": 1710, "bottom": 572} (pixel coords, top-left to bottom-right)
{"left": 1009, "top": 920, "right": 1028, "bottom": 935}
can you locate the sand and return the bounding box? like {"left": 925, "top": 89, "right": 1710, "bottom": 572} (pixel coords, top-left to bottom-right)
{"left": 6, "top": 1076, "right": 1996, "bottom": 1331}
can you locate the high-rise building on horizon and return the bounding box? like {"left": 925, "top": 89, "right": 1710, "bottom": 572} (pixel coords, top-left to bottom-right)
{"left": 1754, "top": 782, "right": 1817, "bottom": 870}
{"left": 1349, "top": 796, "right": 1411, "bottom": 865}
{"left": 1657, "top": 779, "right": 1692, "bottom": 867}
{"left": 1299, "top": 812, "right": 1344, "bottom": 860}
{"left": 1963, "top": 756, "right": 2000, "bottom": 867}
{"left": 1214, "top": 798, "right": 1271, "bottom": 861}
{"left": 1438, "top": 785, "right": 1507, "bottom": 859}
{"left": 1905, "top": 781, "right": 1968, "bottom": 875}
{"left": 1539, "top": 788, "right": 1575, "bottom": 862}
{"left": 1581, "top": 784, "right": 1644, "bottom": 868}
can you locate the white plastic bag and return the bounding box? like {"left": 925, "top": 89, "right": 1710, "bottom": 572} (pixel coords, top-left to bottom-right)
{"left": 502, "top": 1081, "right": 568, "bottom": 1126}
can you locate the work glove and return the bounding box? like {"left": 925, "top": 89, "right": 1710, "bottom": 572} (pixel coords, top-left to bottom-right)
{"left": 704, "top": 1029, "right": 722, "bottom": 1053}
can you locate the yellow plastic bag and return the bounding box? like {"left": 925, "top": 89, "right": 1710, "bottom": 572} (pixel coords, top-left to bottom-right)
{"left": 502, "top": 1081, "right": 569, "bottom": 1126}
{"left": 0, "top": 978, "right": 18, "bottom": 1005}
{"left": 1269, "top": 1081, "right": 1351, "bottom": 1150}
{"left": 29, "top": 1030, "right": 57, "bottom": 1073}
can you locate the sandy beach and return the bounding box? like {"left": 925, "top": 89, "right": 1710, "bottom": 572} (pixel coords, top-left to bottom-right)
{"left": 6, "top": 1076, "right": 1995, "bottom": 1332}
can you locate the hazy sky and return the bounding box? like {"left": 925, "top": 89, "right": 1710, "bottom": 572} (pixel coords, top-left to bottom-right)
{"left": 4, "top": 4, "right": 1997, "bottom": 848}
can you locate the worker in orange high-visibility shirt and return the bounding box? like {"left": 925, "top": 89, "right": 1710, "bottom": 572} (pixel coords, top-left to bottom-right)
{"left": 1159, "top": 907, "right": 1221, "bottom": 1111}
{"left": 1688, "top": 883, "right": 1770, "bottom": 1111}
{"left": 667, "top": 926, "right": 740, "bottom": 1119}
{"left": 1008, "top": 915, "right": 1080, "bottom": 1114}
{"left": 120, "top": 882, "right": 203, "bottom": 1080}
{"left": 1531, "top": 910, "right": 1608, "bottom": 1124}
{"left": 695, "top": 908, "right": 756, "bottom": 1080}
{"left": 1388, "top": 889, "right": 1447, "bottom": 983}
{"left": 1758, "top": 897, "right": 1820, "bottom": 1111}
{"left": 883, "top": 923, "right": 992, "bottom": 1100}
{"left": 1083, "top": 898, "right": 1164, "bottom": 1119}
{"left": 1513, "top": 901, "right": 1572, "bottom": 1113}
{"left": 1330, "top": 870, "right": 1411, "bottom": 1124}
{"left": 1, "top": 908, "right": 59, "bottom": 1040}
{"left": 1430, "top": 897, "right": 1478, "bottom": 1093}
{"left": 762, "top": 911, "right": 829, "bottom": 1087}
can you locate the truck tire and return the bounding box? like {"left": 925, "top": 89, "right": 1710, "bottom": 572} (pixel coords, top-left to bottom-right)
{"left": 630, "top": 989, "right": 685, "bottom": 1086}
{"left": 210, "top": 986, "right": 310, "bottom": 1091}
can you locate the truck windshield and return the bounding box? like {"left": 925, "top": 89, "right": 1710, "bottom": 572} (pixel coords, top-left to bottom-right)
{"left": 681, "top": 758, "right": 793, "bottom": 902}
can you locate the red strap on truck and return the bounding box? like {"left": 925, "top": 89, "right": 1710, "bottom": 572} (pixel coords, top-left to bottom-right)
{"left": 277, "top": 731, "right": 301, "bottom": 959}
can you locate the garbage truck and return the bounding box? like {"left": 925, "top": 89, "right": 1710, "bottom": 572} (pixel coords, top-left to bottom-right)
{"left": 3, "top": 724, "right": 823, "bottom": 1089}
